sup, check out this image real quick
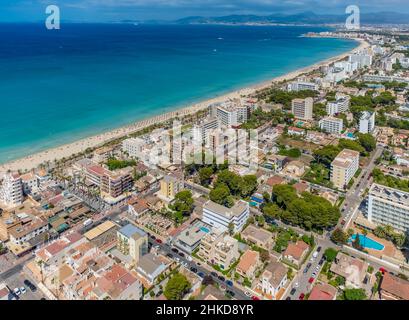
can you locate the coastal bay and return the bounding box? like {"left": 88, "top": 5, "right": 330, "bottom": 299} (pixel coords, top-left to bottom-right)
{"left": 0, "top": 24, "right": 361, "bottom": 173}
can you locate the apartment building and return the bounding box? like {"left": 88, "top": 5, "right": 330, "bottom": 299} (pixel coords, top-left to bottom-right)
{"left": 319, "top": 116, "right": 344, "bottom": 134}
{"left": 101, "top": 168, "right": 133, "bottom": 199}
{"left": 330, "top": 149, "right": 360, "bottom": 189}
{"left": 8, "top": 215, "right": 49, "bottom": 246}
{"left": 197, "top": 231, "right": 240, "bottom": 270}
{"left": 326, "top": 93, "right": 350, "bottom": 115}
{"left": 367, "top": 183, "right": 409, "bottom": 234}
{"left": 202, "top": 200, "right": 250, "bottom": 233}
{"left": 117, "top": 224, "right": 148, "bottom": 264}
{"left": 215, "top": 101, "right": 252, "bottom": 127}
{"left": 291, "top": 98, "right": 313, "bottom": 120}
{"left": 0, "top": 173, "right": 23, "bottom": 206}
{"left": 158, "top": 174, "right": 184, "bottom": 201}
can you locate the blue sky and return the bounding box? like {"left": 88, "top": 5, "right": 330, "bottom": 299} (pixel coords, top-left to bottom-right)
{"left": 1, "top": 0, "right": 408, "bottom": 22}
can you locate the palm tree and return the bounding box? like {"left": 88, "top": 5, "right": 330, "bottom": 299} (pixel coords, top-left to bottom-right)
{"left": 362, "top": 229, "right": 368, "bottom": 248}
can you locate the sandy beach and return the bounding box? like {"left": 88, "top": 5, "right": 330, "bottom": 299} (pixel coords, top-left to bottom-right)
{"left": 0, "top": 38, "right": 368, "bottom": 175}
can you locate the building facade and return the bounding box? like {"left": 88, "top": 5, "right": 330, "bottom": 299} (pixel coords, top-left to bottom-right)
{"left": 291, "top": 98, "right": 313, "bottom": 120}
{"left": 330, "top": 149, "right": 360, "bottom": 189}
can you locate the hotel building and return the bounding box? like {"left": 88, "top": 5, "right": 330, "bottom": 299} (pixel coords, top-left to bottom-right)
{"left": 0, "top": 173, "right": 23, "bottom": 206}
{"left": 202, "top": 200, "right": 250, "bottom": 233}
{"left": 158, "top": 174, "right": 184, "bottom": 201}
{"left": 326, "top": 93, "right": 350, "bottom": 115}
{"left": 367, "top": 184, "right": 409, "bottom": 234}
{"left": 359, "top": 111, "right": 376, "bottom": 134}
{"left": 330, "top": 149, "right": 360, "bottom": 189}
{"left": 287, "top": 81, "right": 318, "bottom": 92}
{"left": 291, "top": 98, "right": 313, "bottom": 120}
{"left": 319, "top": 116, "right": 344, "bottom": 134}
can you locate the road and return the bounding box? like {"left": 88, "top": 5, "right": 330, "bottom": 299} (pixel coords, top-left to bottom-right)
{"left": 283, "top": 243, "right": 326, "bottom": 300}
{"left": 148, "top": 238, "right": 251, "bottom": 300}
{"left": 338, "top": 146, "right": 383, "bottom": 230}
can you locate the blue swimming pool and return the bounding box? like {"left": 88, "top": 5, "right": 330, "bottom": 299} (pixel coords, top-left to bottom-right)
{"left": 349, "top": 234, "right": 385, "bottom": 251}
{"left": 200, "top": 227, "right": 210, "bottom": 233}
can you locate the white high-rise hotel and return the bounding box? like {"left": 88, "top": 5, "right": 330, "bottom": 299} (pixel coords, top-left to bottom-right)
{"left": 0, "top": 173, "right": 23, "bottom": 206}
{"left": 319, "top": 116, "right": 344, "bottom": 134}
{"left": 367, "top": 184, "right": 409, "bottom": 234}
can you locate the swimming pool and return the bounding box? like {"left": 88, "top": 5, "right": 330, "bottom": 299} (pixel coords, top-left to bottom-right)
{"left": 200, "top": 226, "right": 210, "bottom": 233}
{"left": 349, "top": 234, "right": 385, "bottom": 251}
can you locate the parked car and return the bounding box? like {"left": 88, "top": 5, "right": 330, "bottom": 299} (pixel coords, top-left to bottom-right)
{"left": 244, "top": 291, "right": 252, "bottom": 297}
{"left": 178, "top": 252, "right": 185, "bottom": 258}
{"left": 156, "top": 239, "right": 163, "bottom": 244}
{"left": 251, "top": 296, "right": 260, "bottom": 300}
{"left": 198, "top": 272, "right": 205, "bottom": 278}
{"left": 226, "top": 290, "right": 235, "bottom": 297}
{"left": 20, "top": 287, "right": 27, "bottom": 295}
{"left": 226, "top": 280, "right": 233, "bottom": 287}
{"left": 290, "top": 288, "right": 296, "bottom": 295}
{"left": 171, "top": 248, "right": 178, "bottom": 253}
{"left": 166, "top": 253, "right": 173, "bottom": 259}
{"left": 190, "top": 267, "right": 197, "bottom": 273}
{"left": 218, "top": 276, "right": 225, "bottom": 282}
{"left": 13, "top": 288, "right": 21, "bottom": 296}
{"left": 308, "top": 277, "right": 314, "bottom": 284}
{"left": 317, "top": 246, "right": 322, "bottom": 252}
{"left": 286, "top": 297, "right": 291, "bottom": 300}
{"left": 299, "top": 293, "right": 305, "bottom": 300}
{"left": 211, "top": 272, "right": 218, "bottom": 277}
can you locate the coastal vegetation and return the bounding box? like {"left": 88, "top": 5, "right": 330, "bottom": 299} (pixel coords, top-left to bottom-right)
{"left": 106, "top": 157, "right": 137, "bottom": 171}
{"left": 255, "top": 88, "right": 318, "bottom": 109}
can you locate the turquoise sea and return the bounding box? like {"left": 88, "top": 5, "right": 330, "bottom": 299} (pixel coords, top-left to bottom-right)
{"left": 0, "top": 23, "right": 357, "bottom": 163}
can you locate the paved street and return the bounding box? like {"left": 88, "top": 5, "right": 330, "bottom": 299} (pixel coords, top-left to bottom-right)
{"left": 148, "top": 238, "right": 251, "bottom": 300}
{"left": 339, "top": 146, "right": 384, "bottom": 230}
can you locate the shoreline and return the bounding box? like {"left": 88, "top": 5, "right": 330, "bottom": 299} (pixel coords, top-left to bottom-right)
{"left": 0, "top": 38, "right": 368, "bottom": 175}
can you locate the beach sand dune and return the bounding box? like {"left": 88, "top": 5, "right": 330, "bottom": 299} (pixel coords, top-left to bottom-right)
{"left": 0, "top": 39, "right": 368, "bottom": 175}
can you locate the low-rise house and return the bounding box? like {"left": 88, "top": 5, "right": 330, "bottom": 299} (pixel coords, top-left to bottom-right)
{"left": 293, "top": 181, "right": 310, "bottom": 194}
{"left": 266, "top": 175, "right": 286, "bottom": 188}
{"left": 258, "top": 260, "right": 288, "bottom": 300}
{"left": 91, "top": 264, "right": 143, "bottom": 300}
{"left": 282, "top": 240, "right": 309, "bottom": 267}
{"left": 241, "top": 225, "right": 273, "bottom": 250}
{"left": 380, "top": 272, "right": 409, "bottom": 300}
{"left": 330, "top": 252, "right": 368, "bottom": 288}
{"left": 287, "top": 126, "right": 305, "bottom": 136}
{"left": 135, "top": 253, "right": 171, "bottom": 285}
{"left": 0, "top": 283, "right": 12, "bottom": 300}
{"left": 236, "top": 250, "right": 262, "bottom": 281}
{"left": 308, "top": 283, "right": 337, "bottom": 300}
{"left": 128, "top": 197, "right": 149, "bottom": 218}
{"left": 283, "top": 161, "right": 305, "bottom": 178}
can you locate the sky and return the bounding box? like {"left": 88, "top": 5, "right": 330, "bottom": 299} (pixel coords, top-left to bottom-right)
{"left": 0, "top": 0, "right": 408, "bottom": 22}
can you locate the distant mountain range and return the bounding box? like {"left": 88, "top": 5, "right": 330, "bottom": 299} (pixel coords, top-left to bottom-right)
{"left": 172, "top": 11, "right": 409, "bottom": 25}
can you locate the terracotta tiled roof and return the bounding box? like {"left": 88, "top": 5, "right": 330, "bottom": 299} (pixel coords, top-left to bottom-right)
{"left": 381, "top": 272, "right": 409, "bottom": 300}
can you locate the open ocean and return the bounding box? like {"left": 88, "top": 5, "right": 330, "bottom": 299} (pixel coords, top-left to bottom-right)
{"left": 0, "top": 23, "right": 357, "bottom": 164}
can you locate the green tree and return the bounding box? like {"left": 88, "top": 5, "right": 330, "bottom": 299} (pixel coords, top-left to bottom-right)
{"left": 170, "top": 190, "right": 194, "bottom": 219}
{"left": 331, "top": 228, "right": 348, "bottom": 245}
{"left": 324, "top": 248, "right": 338, "bottom": 262}
{"left": 343, "top": 288, "right": 367, "bottom": 300}
{"left": 356, "top": 133, "right": 376, "bottom": 153}
{"left": 198, "top": 167, "right": 214, "bottom": 187}
{"left": 164, "top": 273, "right": 192, "bottom": 300}
{"left": 209, "top": 185, "right": 232, "bottom": 207}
